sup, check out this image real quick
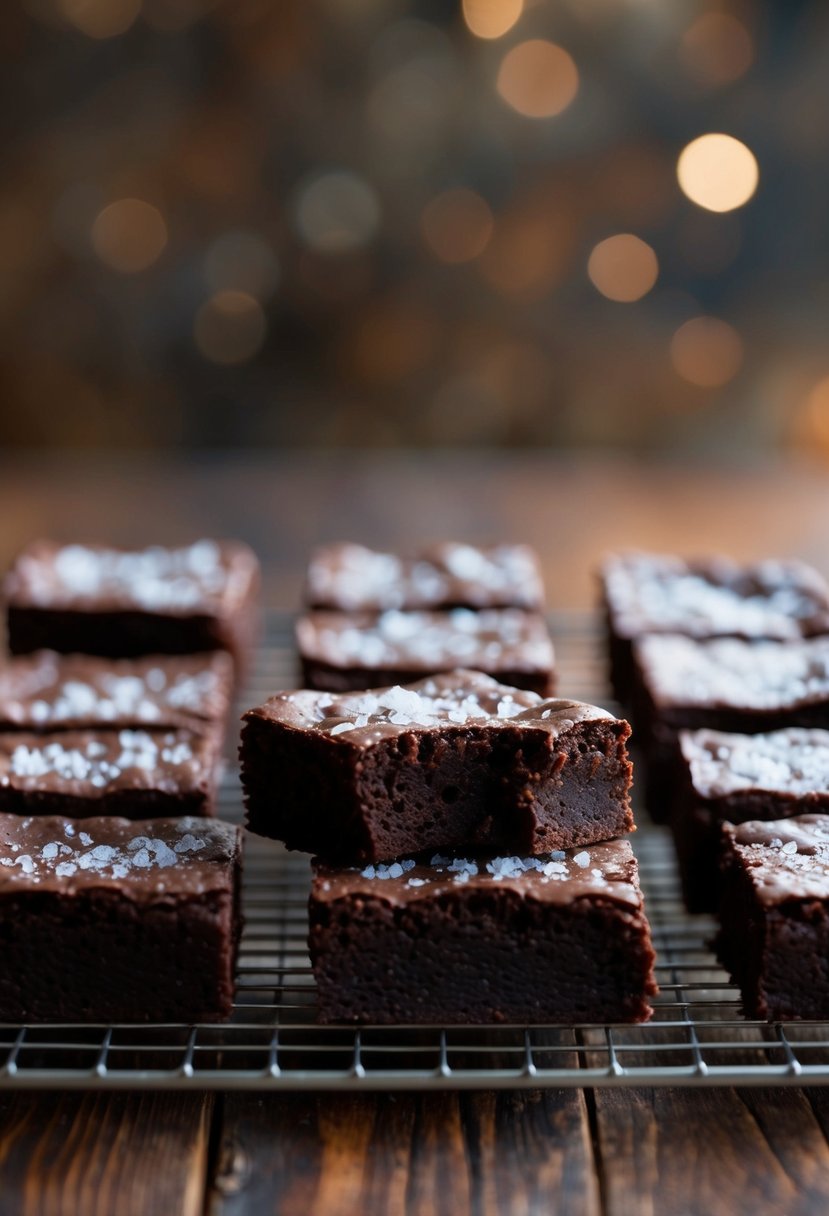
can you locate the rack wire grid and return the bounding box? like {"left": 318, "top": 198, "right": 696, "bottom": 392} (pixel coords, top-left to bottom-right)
{"left": 1, "top": 609, "right": 828, "bottom": 1091}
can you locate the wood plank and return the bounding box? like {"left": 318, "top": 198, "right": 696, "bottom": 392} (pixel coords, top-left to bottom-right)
{"left": 593, "top": 1086, "right": 829, "bottom": 1216}
{"left": 210, "top": 1090, "right": 600, "bottom": 1216}
{"left": 0, "top": 1091, "right": 213, "bottom": 1216}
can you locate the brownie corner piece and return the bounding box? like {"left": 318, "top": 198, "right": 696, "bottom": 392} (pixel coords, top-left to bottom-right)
{"left": 240, "top": 671, "right": 633, "bottom": 862}
{"left": 295, "top": 607, "right": 555, "bottom": 696}
{"left": 309, "top": 840, "right": 658, "bottom": 1025}
{"left": 3, "top": 538, "right": 261, "bottom": 673}
{"left": 716, "top": 814, "right": 829, "bottom": 1020}
{"left": 0, "top": 813, "right": 243, "bottom": 1022}
{"left": 0, "top": 724, "right": 223, "bottom": 820}
{"left": 673, "top": 726, "right": 829, "bottom": 913}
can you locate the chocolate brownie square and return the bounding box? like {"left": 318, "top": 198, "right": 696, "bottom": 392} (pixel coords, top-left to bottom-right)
{"left": 716, "top": 814, "right": 829, "bottom": 1020}
{"left": 674, "top": 728, "right": 829, "bottom": 912}
{"left": 632, "top": 635, "right": 829, "bottom": 820}
{"left": 310, "top": 840, "right": 657, "bottom": 1024}
{"left": 305, "top": 542, "right": 545, "bottom": 612}
{"left": 0, "top": 651, "right": 233, "bottom": 733}
{"left": 4, "top": 539, "right": 261, "bottom": 676}
{"left": 0, "top": 813, "right": 242, "bottom": 1021}
{"left": 296, "top": 608, "right": 555, "bottom": 696}
{"left": 600, "top": 552, "right": 829, "bottom": 704}
{"left": 0, "top": 726, "right": 223, "bottom": 819}
{"left": 241, "top": 670, "right": 633, "bottom": 863}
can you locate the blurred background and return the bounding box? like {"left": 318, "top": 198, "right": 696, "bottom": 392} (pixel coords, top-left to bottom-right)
{"left": 1, "top": 0, "right": 828, "bottom": 455}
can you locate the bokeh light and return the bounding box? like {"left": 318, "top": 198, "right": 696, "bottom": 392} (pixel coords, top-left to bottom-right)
{"left": 670, "top": 317, "right": 743, "bottom": 387}
{"left": 496, "top": 41, "right": 579, "bottom": 119}
{"left": 294, "top": 171, "right": 381, "bottom": 253}
{"left": 680, "top": 14, "right": 754, "bottom": 88}
{"left": 803, "top": 376, "right": 829, "bottom": 448}
{"left": 58, "top": 0, "right": 140, "bottom": 38}
{"left": 462, "top": 0, "right": 523, "bottom": 41}
{"left": 194, "top": 291, "right": 266, "bottom": 365}
{"left": 91, "top": 200, "right": 168, "bottom": 273}
{"left": 421, "top": 189, "right": 494, "bottom": 263}
{"left": 204, "top": 231, "right": 279, "bottom": 299}
{"left": 677, "top": 134, "right": 759, "bottom": 213}
{"left": 587, "top": 234, "right": 658, "bottom": 302}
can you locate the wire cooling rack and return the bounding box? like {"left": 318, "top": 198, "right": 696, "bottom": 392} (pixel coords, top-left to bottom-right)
{"left": 1, "top": 611, "right": 828, "bottom": 1090}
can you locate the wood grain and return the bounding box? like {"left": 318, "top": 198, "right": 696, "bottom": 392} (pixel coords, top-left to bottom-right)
{"left": 0, "top": 1091, "right": 213, "bottom": 1216}
{"left": 592, "top": 1086, "right": 829, "bottom": 1216}
{"left": 209, "top": 1091, "right": 600, "bottom": 1216}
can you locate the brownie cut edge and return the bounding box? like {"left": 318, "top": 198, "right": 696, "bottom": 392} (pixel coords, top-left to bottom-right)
{"left": 240, "top": 670, "right": 634, "bottom": 863}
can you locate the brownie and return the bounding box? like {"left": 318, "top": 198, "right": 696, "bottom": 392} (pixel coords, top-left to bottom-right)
{"left": 296, "top": 608, "right": 556, "bottom": 696}
{"left": 716, "top": 814, "right": 829, "bottom": 1020}
{"left": 0, "top": 726, "right": 222, "bottom": 819}
{"left": 310, "top": 840, "right": 657, "bottom": 1024}
{"left": 4, "top": 539, "right": 261, "bottom": 675}
{"left": 240, "top": 669, "right": 633, "bottom": 863}
{"left": 0, "top": 650, "right": 233, "bottom": 733}
{"left": 632, "top": 635, "right": 829, "bottom": 820}
{"left": 600, "top": 551, "right": 829, "bottom": 705}
{"left": 0, "top": 812, "right": 242, "bottom": 1021}
{"left": 305, "top": 542, "right": 545, "bottom": 612}
{"left": 673, "top": 728, "right": 829, "bottom": 912}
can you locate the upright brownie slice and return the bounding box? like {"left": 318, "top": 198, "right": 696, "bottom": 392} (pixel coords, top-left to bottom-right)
{"left": 0, "top": 813, "right": 242, "bottom": 1021}
{"left": 241, "top": 670, "right": 633, "bottom": 863}
{"left": 4, "top": 539, "right": 261, "bottom": 675}
{"left": 600, "top": 551, "right": 829, "bottom": 704}
{"left": 674, "top": 727, "right": 829, "bottom": 912}
{"left": 717, "top": 815, "right": 829, "bottom": 1021}
{"left": 305, "top": 542, "right": 545, "bottom": 612}
{"left": 632, "top": 634, "right": 829, "bottom": 819}
{"left": 0, "top": 651, "right": 233, "bottom": 733}
{"left": 296, "top": 608, "right": 555, "bottom": 696}
{"left": 0, "top": 726, "right": 222, "bottom": 819}
{"left": 310, "top": 840, "right": 657, "bottom": 1024}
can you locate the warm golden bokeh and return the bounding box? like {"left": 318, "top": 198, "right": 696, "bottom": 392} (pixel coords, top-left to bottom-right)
{"left": 677, "top": 133, "right": 759, "bottom": 212}
{"left": 91, "top": 200, "right": 168, "bottom": 274}
{"left": 680, "top": 13, "right": 754, "bottom": 87}
{"left": 58, "top": 0, "right": 141, "bottom": 38}
{"left": 670, "top": 316, "right": 744, "bottom": 387}
{"left": 193, "top": 291, "right": 267, "bottom": 365}
{"left": 462, "top": 0, "right": 523, "bottom": 41}
{"left": 803, "top": 376, "right": 829, "bottom": 448}
{"left": 421, "top": 189, "right": 494, "bottom": 264}
{"left": 587, "top": 234, "right": 659, "bottom": 302}
{"left": 496, "top": 41, "right": 579, "bottom": 118}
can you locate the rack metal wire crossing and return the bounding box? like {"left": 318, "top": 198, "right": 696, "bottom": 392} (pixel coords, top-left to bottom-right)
{"left": 1, "top": 611, "right": 828, "bottom": 1090}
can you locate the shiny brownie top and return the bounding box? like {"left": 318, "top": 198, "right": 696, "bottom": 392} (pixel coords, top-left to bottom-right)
{"left": 305, "top": 542, "right": 545, "bottom": 612}
{"left": 680, "top": 727, "right": 829, "bottom": 800}
{"left": 313, "top": 839, "right": 643, "bottom": 911}
{"left": 602, "top": 551, "right": 829, "bottom": 641}
{"left": 296, "top": 608, "right": 554, "bottom": 674}
{"left": 245, "top": 669, "right": 619, "bottom": 747}
{"left": 0, "top": 727, "right": 217, "bottom": 799}
{"left": 724, "top": 814, "right": 829, "bottom": 904}
{"left": 4, "top": 539, "right": 259, "bottom": 617}
{"left": 0, "top": 813, "right": 240, "bottom": 899}
{"left": 635, "top": 635, "right": 829, "bottom": 711}
{"left": 0, "top": 650, "right": 232, "bottom": 731}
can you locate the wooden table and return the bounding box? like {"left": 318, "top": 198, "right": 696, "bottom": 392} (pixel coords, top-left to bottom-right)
{"left": 2, "top": 450, "right": 829, "bottom": 1216}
